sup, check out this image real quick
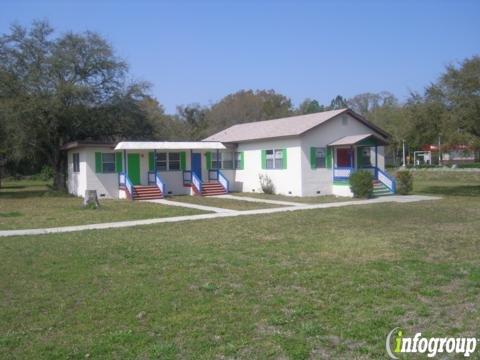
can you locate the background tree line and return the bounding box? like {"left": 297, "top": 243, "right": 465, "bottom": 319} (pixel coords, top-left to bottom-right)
{"left": 0, "top": 21, "right": 479, "bottom": 190}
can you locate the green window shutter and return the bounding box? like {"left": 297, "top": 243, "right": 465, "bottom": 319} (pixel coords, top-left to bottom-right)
{"left": 115, "top": 152, "right": 123, "bottom": 173}
{"left": 356, "top": 148, "right": 363, "bottom": 168}
{"left": 239, "top": 152, "right": 244, "bottom": 170}
{"left": 326, "top": 147, "right": 332, "bottom": 168}
{"left": 180, "top": 152, "right": 186, "bottom": 170}
{"left": 282, "top": 149, "right": 288, "bottom": 169}
{"left": 95, "top": 152, "right": 102, "bottom": 173}
{"left": 310, "top": 147, "right": 316, "bottom": 169}
{"left": 205, "top": 152, "right": 211, "bottom": 170}
{"left": 261, "top": 150, "right": 266, "bottom": 169}
{"left": 148, "top": 152, "right": 154, "bottom": 171}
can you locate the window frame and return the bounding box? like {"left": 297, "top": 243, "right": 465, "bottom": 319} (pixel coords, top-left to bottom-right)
{"left": 168, "top": 152, "right": 181, "bottom": 171}
{"left": 155, "top": 152, "right": 181, "bottom": 171}
{"left": 360, "top": 147, "right": 372, "bottom": 167}
{"left": 314, "top": 147, "right": 326, "bottom": 168}
{"left": 156, "top": 152, "right": 168, "bottom": 171}
{"left": 73, "top": 153, "right": 80, "bottom": 173}
{"left": 234, "top": 152, "right": 242, "bottom": 169}
{"left": 101, "top": 153, "right": 116, "bottom": 173}
{"left": 265, "top": 148, "right": 284, "bottom": 169}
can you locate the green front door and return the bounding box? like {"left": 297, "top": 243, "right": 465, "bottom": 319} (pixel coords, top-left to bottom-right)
{"left": 127, "top": 153, "right": 141, "bottom": 185}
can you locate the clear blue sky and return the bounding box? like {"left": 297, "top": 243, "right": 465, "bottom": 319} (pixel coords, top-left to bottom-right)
{"left": 2, "top": 0, "right": 479, "bottom": 113}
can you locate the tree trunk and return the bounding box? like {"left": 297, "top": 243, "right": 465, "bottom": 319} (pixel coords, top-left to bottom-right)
{"left": 52, "top": 150, "right": 67, "bottom": 191}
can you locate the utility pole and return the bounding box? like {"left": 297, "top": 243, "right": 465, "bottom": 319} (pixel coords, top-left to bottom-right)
{"left": 438, "top": 135, "right": 442, "bottom": 166}
{"left": 402, "top": 140, "right": 406, "bottom": 167}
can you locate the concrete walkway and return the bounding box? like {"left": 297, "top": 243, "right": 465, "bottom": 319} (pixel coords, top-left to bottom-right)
{"left": 144, "top": 199, "right": 237, "bottom": 213}
{"left": 0, "top": 195, "right": 440, "bottom": 237}
{"left": 216, "top": 194, "right": 305, "bottom": 206}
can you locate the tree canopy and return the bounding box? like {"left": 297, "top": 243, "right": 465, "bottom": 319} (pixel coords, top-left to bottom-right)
{"left": 0, "top": 21, "right": 157, "bottom": 189}
{"left": 1, "top": 20, "right": 479, "bottom": 187}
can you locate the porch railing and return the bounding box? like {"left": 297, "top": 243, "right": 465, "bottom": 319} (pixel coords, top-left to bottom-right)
{"left": 118, "top": 172, "right": 134, "bottom": 199}
{"left": 377, "top": 168, "right": 396, "bottom": 193}
{"left": 191, "top": 172, "right": 202, "bottom": 194}
{"left": 208, "top": 169, "right": 229, "bottom": 192}
{"left": 147, "top": 171, "right": 167, "bottom": 194}
{"left": 148, "top": 171, "right": 156, "bottom": 185}
{"left": 333, "top": 167, "right": 353, "bottom": 179}
{"left": 208, "top": 169, "right": 218, "bottom": 181}
{"left": 218, "top": 170, "right": 229, "bottom": 192}
{"left": 333, "top": 166, "right": 396, "bottom": 193}
{"left": 182, "top": 170, "right": 192, "bottom": 186}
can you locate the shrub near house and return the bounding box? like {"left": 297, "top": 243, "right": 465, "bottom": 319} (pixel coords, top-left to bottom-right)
{"left": 349, "top": 170, "right": 374, "bottom": 198}
{"left": 396, "top": 171, "right": 413, "bottom": 195}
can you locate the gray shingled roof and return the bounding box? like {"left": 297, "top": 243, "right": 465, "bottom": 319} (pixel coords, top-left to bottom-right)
{"left": 203, "top": 108, "right": 387, "bottom": 143}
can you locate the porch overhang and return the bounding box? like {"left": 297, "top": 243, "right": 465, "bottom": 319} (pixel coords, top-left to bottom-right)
{"left": 114, "top": 141, "right": 226, "bottom": 151}
{"left": 328, "top": 133, "right": 389, "bottom": 147}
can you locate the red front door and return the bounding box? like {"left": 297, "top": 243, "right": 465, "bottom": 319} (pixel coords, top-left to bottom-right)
{"left": 336, "top": 148, "right": 352, "bottom": 167}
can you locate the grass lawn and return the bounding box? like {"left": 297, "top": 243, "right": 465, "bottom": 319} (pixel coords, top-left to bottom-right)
{"left": 168, "top": 195, "right": 284, "bottom": 210}
{"left": 411, "top": 169, "right": 480, "bottom": 196}
{"left": 0, "top": 180, "right": 208, "bottom": 230}
{"left": 232, "top": 192, "right": 353, "bottom": 204}
{"left": 0, "top": 173, "right": 479, "bottom": 358}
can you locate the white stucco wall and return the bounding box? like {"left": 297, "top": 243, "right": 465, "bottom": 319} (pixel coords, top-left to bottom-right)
{"left": 234, "top": 137, "right": 302, "bottom": 196}
{"left": 67, "top": 149, "right": 87, "bottom": 197}
{"left": 84, "top": 147, "right": 119, "bottom": 199}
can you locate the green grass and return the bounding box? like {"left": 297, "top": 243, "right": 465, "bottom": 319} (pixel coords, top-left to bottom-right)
{"left": 0, "top": 180, "right": 208, "bottom": 230}
{"left": 411, "top": 170, "right": 480, "bottom": 197}
{"left": 232, "top": 192, "right": 353, "bottom": 203}
{"left": 0, "top": 175, "right": 479, "bottom": 358}
{"left": 168, "top": 195, "right": 284, "bottom": 210}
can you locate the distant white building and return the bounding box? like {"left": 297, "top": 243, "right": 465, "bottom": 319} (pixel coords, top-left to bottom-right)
{"left": 64, "top": 108, "right": 396, "bottom": 200}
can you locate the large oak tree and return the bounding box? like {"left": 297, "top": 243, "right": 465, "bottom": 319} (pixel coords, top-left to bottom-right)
{"left": 0, "top": 21, "right": 156, "bottom": 190}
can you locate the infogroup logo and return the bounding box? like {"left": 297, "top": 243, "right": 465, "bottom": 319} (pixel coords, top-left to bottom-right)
{"left": 386, "top": 327, "right": 477, "bottom": 358}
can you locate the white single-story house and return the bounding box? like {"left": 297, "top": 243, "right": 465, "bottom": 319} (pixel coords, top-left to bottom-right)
{"left": 63, "top": 108, "right": 396, "bottom": 200}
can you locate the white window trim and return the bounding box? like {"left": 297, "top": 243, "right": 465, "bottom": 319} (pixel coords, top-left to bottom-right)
{"left": 266, "top": 148, "right": 284, "bottom": 169}
{"left": 156, "top": 152, "right": 181, "bottom": 171}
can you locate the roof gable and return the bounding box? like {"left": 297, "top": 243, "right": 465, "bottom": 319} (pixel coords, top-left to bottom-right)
{"left": 203, "top": 108, "right": 388, "bottom": 143}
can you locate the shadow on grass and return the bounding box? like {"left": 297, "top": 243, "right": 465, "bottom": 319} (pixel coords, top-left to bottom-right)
{"left": 419, "top": 185, "right": 480, "bottom": 197}
{"left": 0, "top": 190, "right": 49, "bottom": 199}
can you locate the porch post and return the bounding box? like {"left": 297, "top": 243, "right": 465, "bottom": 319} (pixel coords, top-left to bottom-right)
{"left": 154, "top": 149, "right": 157, "bottom": 173}
{"left": 216, "top": 149, "right": 219, "bottom": 170}
{"left": 351, "top": 146, "right": 354, "bottom": 169}
{"left": 375, "top": 145, "right": 378, "bottom": 178}
{"left": 123, "top": 150, "right": 127, "bottom": 175}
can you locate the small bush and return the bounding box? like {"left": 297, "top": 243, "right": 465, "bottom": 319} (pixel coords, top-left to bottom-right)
{"left": 39, "top": 165, "right": 54, "bottom": 181}
{"left": 396, "top": 170, "right": 413, "bottom": 195}
{"left": 259, "top": 174, "right": 275, "bottom": 194}
{"left": 349, "top": 170, "right": 373, "bottom": 198}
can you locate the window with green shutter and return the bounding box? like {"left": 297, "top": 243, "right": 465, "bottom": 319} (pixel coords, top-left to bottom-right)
{"left": 235, "top": 152, "right": 244, "bottom": 170}
{"left": 263, "top": 149, "right": 286, "bottom": 169}
{"left": 95, "top": 152, "right": 118, "bottom": 173}
{"left": 310, "top": 147, "right": 326, "bottom": 169}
